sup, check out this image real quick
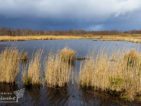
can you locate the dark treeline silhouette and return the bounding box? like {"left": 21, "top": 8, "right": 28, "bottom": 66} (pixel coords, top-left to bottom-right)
{"left": 0, "top": 27, "right": 141, "bottom": 36}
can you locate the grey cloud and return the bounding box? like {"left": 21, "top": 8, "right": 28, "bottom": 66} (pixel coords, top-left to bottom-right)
{"left": 0, "top": 0, "right": 140, "bottom": 19}
{"left": 0, "top": 0, "right": 141, "bottom": 30}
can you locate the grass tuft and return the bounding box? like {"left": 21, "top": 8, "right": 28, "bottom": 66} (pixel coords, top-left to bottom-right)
{"left": 124, "top": 50, "right": 141, "bottom": 68}
{"left": 45, "top": 53, "right": 71, "bottom": 87}
{"left": 22, "top": 50, "right": 42, "bottom": 86}
{"left": 59, "top": 47, "right": 76, "bottom": 63}
{"left": 20, "top": 51, "right": 28, "bottom": 63}
{"left": 79, "top": 54, "right": 109, "bottom": 90}
{"left": 0, "top": 48, "right": 20, "bottom": 83}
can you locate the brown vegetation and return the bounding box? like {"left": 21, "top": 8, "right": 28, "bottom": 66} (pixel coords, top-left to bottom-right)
{"left": 45, "top": 53, "right": 72, "bottom": 87}
{"left": 20, "top": 51, "right": 28, "bottom": 63}
{"left": 0, "top": 35, "right": 83, "bottom": 41}
{"left": 79, "top": 50, "right": 141, "bottom": 101}
{"left": 0, "top": 34, "right": 141, "bottom": 43}
{"left": 0, "top": 48, "right": 20, "bottom": 83}
{"left": 1, "top": 46, "right": 141, "bottom": 101}
{"left": 22, "top": 50, "right": 42, "bottom": 86}
{"left": 59, "top": 47, "right": 76, "bottom": 63}
{"left": 1, "top": 28, "right": 141, "bottom": 43}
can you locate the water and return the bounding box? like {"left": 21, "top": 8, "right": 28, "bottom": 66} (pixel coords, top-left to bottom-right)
{"left": 1, "top": 39, "right": 141, "bottom": 57}
{"left": 0, "top": 39, "right": 141, "bottom": 106}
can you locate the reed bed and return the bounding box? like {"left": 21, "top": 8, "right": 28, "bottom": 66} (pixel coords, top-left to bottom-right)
{"left": 0, "top": 48, "right": 20, "bottom": 83}
{"left": 22, "top": 50, "right": 42, "bottom": 86}
{"left": 45, "top": 53, "right": 72, "bottom": 87}
{"left": 1, "top": 34, "right": 141, "bottom": 43}
{"left": 79, "top": 50, "right": 141, "bottom": 101}
{"left": 79, "top": 54, "right": 110, "bottom": 90}
{"left": 0, "top": 35, "right": 83, "bottom": 41}
{"left": 1, "top": 46, "right": 141, "bottom": 101}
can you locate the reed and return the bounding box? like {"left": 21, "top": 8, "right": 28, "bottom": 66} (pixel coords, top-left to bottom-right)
{"left": 79, "top": 54, "right": 110, "bottom": 90}
{"left": 0, "top": 48, "right": 20, "bottom": 83}
{"left": 45, "top": 53, "right": 71, "bottom": 87}
{"left": 79, "top": 50, "right": 141, "bottom": 101}
{"left": 22, "top": 50, "right": 42, "bottom": 86}
{"left": 20, "top": 51, "right": 28, "bottom": 63}
{"left": 59, "top": 47, "right": 76, "bottom": 63}
{"left": 1, "top": 46, "right": 141, "bottom": 101}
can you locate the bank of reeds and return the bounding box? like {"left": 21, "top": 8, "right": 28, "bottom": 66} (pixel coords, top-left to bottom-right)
{"left": 45, "top": 48, "right": 75, "bottom": 87}
{"left": 0, "top": 35, "right": 83, "bottom": 41}
{"left": 1, "top": 46, "right": 141, "bottom": 101}
{"left": 45, "top": 53, "right": 72, "bottom": 87}
{"left": 0, "top": 48, "right": 20, "bottom": 83}
{"left": 22, "top": 50, "right": 42, "bottom": 86}
{"left": 79, "top": 54, "right": 110, "bottom": 90}
{"left": 79, "top": 50, "right": 141, "bottom": 101}
{"left": 1, "top": 34, "right": 141, "bottom": 43}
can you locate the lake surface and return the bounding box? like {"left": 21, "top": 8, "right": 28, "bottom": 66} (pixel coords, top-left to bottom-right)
{"left": 1, "top": 39, "right": 141, "bottom": 57}
{"left": 0, "top": 39, "right": 141, "bottom": 106}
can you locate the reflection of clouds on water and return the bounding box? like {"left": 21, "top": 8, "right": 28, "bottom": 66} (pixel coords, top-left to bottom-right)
{"left": 0, "top": 40, "right": 141, "bottom": 105}
{"left": 1, "top": 40, "right": 141, "bottom": 57}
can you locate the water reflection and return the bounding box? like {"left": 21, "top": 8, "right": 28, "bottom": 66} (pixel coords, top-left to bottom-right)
{"left": 26, "top": 87, "right": 40, "bottom": 105}
{"left": 1, "top": 40, "right": 141, "bottom": 105}
{"left": 0, "top": 83, "right": 18, "bottom": 92}
{"left": 45, "top": 87, "right": 69, "bottom": 106}
{"left": 81, "top": 89, "right": 141, "bottom": 106}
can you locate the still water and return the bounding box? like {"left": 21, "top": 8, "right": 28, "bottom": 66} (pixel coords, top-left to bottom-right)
{"left": 0, "top": 39, "right": 141, "bottom": 106}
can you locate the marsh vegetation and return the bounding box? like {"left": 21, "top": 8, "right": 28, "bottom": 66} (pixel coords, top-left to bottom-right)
{"left": 0, "top": 48, "right": 20, "bottom": 83}
{"left": 22, "top": 50, "right": 42, "bottom": 86}
{"left": 0, "top": 46, "right": 141, "bottom": 101}
{"left": 79, "top": 50, "right": 141, "bottom": 101}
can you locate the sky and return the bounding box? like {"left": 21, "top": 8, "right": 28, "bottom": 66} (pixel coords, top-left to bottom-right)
{"left": 0, "top": 0, "right": 141, "bottom": 31}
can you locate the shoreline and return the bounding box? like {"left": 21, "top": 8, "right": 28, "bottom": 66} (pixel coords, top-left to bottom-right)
{"left": 0, "top": 34, "right": 141, "bottom": 43}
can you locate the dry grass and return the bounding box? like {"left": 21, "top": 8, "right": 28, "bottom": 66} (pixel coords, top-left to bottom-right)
{"left": 22, "top": 50, "right": 42, "bottom": 86}
{"left": 0, "top": 35, "right": 83, "bottom": 41}
{"left": 20, "top": 51, "right": 28, "bottom": 63}
{"left": 1, "top": 46, "right": 141, "bottom": 101}
{"left": 59, "top": 47, "right": 76, "bottom": 62}
{"left": 1, "top": 34, "right": 141, "bottom": 43}
{"left": 79, "top": 50, "right": 141, "bottom": 101}
{"left": 45, "top": 53, "right": 71, "bottom": 87}
{"left": 0, "top": 48, "right": 20, "bottom": 83}
{"left": 92, "top": 34, "right": 141, "bottom": 43}
{"left": 79, "top": 54, "right": 110, "bottom": 90}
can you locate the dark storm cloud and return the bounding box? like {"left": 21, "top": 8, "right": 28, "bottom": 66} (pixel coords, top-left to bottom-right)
{"left": 0, "top": 0, "right": 141, "bottom": 30}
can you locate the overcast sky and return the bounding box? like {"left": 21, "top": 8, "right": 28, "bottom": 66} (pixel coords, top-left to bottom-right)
{"left": 0, "top": 0, "right": 141, "bottom": 31}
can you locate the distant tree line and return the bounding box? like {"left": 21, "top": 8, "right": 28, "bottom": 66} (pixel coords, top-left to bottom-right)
{"left": 0, "top": 27, "right": 141, "bottom": 36}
